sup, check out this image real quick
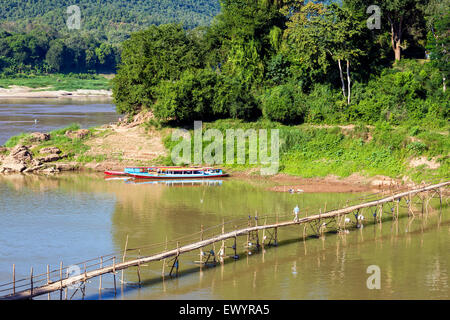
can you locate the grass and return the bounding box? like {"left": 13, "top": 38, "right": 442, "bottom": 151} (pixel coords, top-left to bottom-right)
{"left": 0, "top": 73, "right": 112, "bottom": 91}
{"left": 4, "top": 133, "right": 32, "bottom": 148}
{"left": 162, "top": 119, "right": 449, "bottom": 183}
{"left": 4, "top": 124, "right": 93, "bottom": 161}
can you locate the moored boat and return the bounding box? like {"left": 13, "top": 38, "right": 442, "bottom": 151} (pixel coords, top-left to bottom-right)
{"left": 129, "top": 167, "right": 228, "bottom": 179}
{"left": 104, "top": 166, "right": 228, "bottom": 179}
{"left": 104, "top": 170, "right": 128, "bottom": 176}
{"left": 104, "top": 166, "right": 181, "bottom": 176}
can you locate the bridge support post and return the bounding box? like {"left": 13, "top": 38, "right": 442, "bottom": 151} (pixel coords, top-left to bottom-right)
{"left": 137, "top": 250, "right": 141, "bottom": 287}
{"left": 30, "top": 267, "right": 33, "bottom": 300}
{"left": 113, "top": 257, "right": 117, "bottom": 296}
{"left": 99, "top": 257, "right": 103, "bottom": 291}
{"left": 59, "top": 262, "right": 63, "bottom": 300}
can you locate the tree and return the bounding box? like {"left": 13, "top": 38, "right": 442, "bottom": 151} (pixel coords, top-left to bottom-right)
{"left": 325, "top": 4, "right": 365, "bottom": 104}
{"left": 112, "top": 24, "right": 202, "bottom": 115}
{"left": 153, "top": 69, "right": 218, "bottom": 123}
{"left": 282, "top": 2, "right": 330, "bottom": 86}
{"left": 45, "top": 40, "right": 67, "bottom": 72}
{"left": 344, "top": 0, "right": 428, "bottom": 61}
{"left": 261, "top": 83, "right": 305, "bottom": 124}
{"left": 425, "top": 0, "right": 449, "bottom": 92}
{"left": 283, "top": 2, "right": 364, "bottom": 103}
{"left": 213, "top": 0, "right": 286, "bottom": 88}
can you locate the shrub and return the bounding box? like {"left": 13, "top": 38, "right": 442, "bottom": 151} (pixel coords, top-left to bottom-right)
{"left": 261, "top": 83, "right": 305, "bottom": 124}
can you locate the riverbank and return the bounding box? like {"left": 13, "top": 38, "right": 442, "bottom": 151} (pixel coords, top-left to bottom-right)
{"left": 0, "top": 86, "right": 112, "bottom": 99}
{"left": 0, "top": 113, "right": 448, "bottom": 190}
{"left": 0, "top": 74, "right": 113, "bottom": 98}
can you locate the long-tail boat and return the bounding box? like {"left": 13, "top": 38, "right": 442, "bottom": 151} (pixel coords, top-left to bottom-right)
{"left": 104, "top": 166, "right": 181, "bottom": 176}
{"left": 104, "top": 166, "right": 228, "bottom": 179}
{"left": 129, "top": 167, "right": 228, "bottom": 179}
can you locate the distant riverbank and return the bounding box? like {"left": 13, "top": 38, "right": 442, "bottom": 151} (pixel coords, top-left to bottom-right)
{"left": 0, "top": 73, "right": 113, "bottom": 99}
{"left": 0, "top": 86, "right": 112, "bottom": 99}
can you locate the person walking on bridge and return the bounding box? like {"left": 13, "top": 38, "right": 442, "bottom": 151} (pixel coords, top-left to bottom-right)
{"left": 293, "top": 205, "right": 300, "bottom": 222}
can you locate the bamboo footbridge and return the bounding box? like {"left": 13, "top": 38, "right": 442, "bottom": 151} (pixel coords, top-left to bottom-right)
{"left": 1, "top": 180, "right": 448, "bottom": 300}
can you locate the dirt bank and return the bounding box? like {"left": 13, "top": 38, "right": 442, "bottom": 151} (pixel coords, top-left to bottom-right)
{"left": 229, "top": 171, "right": 411, "bottom": 193}
{"left": 0, "top": 86, "right": 112, "bottom": 99}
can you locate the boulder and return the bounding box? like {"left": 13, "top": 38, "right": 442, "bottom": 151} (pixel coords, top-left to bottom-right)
{"left": 0, "top": 146, "right": 7, "bottom": 153}
{"left": 23, "top": 165, "right": 45, "bottom": 173}
{"left": 55, "top": 163, "right": 77, "bottom": 171}
{"left": 0, "top": 159, "right": 26, "bottom": 173}
{"left": 42, "top": 167, "right": 60, "bottom": 174}
{"left": 40, "top": 147, "right": 61, "bottom": 155}
{"left": 65, "top": 129, "right": 90, "bottom": 139}
{"left": 31, "top": 159, "right": 42, "bottom": 166}
{"left": 30, "top": 132, "right": 50, "bottom": 142}
{"left": 38, "top": 154, "right": 63, "bottom": 163}
{"left": 9, "top": 145, "right": 33, "bottom": 162}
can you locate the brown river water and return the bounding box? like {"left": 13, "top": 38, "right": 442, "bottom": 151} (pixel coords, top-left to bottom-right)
{"left": 0, "top": 98, "right": 118, "bottom": 145}
{"left": 0, "top": 174, "right": 448, "bottom": 300}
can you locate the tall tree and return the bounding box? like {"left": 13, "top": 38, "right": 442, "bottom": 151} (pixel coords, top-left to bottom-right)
{"left": 112, "top": 24, "right": 201, "bottom": 114}
{"left": 283, "top": 2, "right": 364, "bottom": 103}
{"left": 425, "top": 0, "right": 449, "bottom": 92}
{"left": 345, "top": 0, "right": 428, "bottom": 61}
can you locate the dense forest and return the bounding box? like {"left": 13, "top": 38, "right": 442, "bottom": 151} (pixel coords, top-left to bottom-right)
{"left": 0, "top": 0, "right": 220, "bottom": 74}
{"left": 112, "top": 0, "right": 449, "bottom": 127}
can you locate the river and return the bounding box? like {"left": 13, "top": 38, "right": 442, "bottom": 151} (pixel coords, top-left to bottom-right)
{"left": 0, "top": 174, "right": 448, "bottom": 300}
{"left": 0, "top": 98, "right": 118, "bottom": 145}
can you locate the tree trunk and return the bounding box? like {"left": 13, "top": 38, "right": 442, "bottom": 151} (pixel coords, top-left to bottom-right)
{"left": 338, "top": 59, "right": 346, "bottom": 99}
{"left": 389, "top": 16, "right": 403, "bottom": 62}
{"left": 394, "top": 40, "right": 402, "bottom": 61}
{"left": 444, "top": 75, "right": 447, "bottom": 93}
{"left": 346, "top": 60, "right": 351, "bottom": 105}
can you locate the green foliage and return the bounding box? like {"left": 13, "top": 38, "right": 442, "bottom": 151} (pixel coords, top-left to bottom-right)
{"left": 213, "top": 76, "right": 260, "bottom": 120}
{"left": 0, "top": 0, "right": 220, "bottom": 42}
{"left": 153, "top": 69, "right": 260, "bottom": 124}
{"left": 0, "top": 29, "right": 120, "bottom": 75}
{"left": 261, "top": 83, "right": 305, "bottom": 124}
{"left": 0, "top": 74, "right": 111, "bottom": 91}
{"left": 4, "top": 133, "right": 31, "bottom": 148}
{"left": 112, "top": 24, "right": 202, "bottom": 115}
{"left": 351, "top": 60, "right": 449, "bottom": 125}
{"left": 154, "top": 69, "right": 218, "bottom": 123}
{"left": 162, "top": 119, "right": 449, "bottom": 182}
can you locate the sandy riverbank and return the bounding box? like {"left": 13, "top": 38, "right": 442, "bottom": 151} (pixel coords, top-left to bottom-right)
{"left": 0, "top": 86, "right": 112, "bottom": 99}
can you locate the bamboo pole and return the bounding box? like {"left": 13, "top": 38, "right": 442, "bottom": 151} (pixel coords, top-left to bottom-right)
{"left": 59, "top": 262, "right": 62, "bottom": 300}
{"left": 47, "top": 265, "right": 50, "bottom": 300}
{"left": 65, "top": 270, "right": 68, "bottom": 300}
{"left": 99, "top": 257, "right": 103, "bottom": 291}
{"left": 137, "top": 250, "right": 141, "bottom": 287}
{"left": 30, "top": 267, "right": 33, "bottom": 300}
{"left": 262, "top": 218, "right": 267, "bottom": 247}
{"left": 121, "top": 235, "right": 129, "bottom": 285}
{"left": 200, "top": 225, "right": 204, "bottom": 265}
{"left": 162, "top": 236, "right": 168, "bottom": 278}
{"left": 12, "top": 264, "right": 15, "bottom": 295}
{"left": 113, "top": 257, "right": 116, "bottom": 296}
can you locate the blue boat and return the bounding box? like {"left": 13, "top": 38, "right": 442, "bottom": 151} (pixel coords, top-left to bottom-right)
{"left": 128, "top": 167, "right": 229, "bottom": 179}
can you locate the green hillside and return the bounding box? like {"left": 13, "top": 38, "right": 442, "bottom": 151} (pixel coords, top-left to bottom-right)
{"left": 0, "top": 0, "right": 221, "bottom": 42}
